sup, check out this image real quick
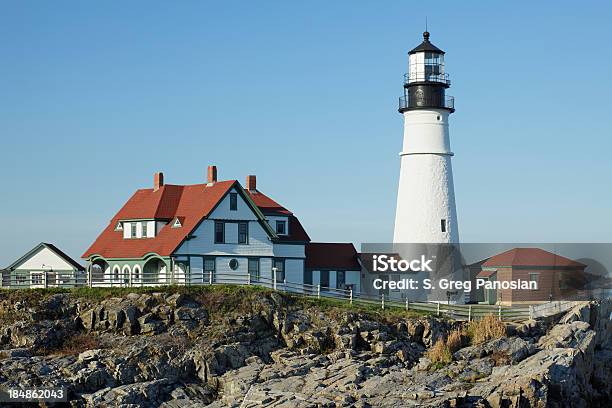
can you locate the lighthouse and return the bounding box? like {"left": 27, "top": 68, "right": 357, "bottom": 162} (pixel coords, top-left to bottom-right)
{"left": 393, "top": 31, "right": 459, "bottom": 244}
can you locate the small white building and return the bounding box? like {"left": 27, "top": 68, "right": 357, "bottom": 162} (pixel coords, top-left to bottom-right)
{"left": 1, "top": 242, "right": 86, "bottom": 289}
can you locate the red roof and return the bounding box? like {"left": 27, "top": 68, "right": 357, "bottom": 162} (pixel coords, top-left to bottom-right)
{"left": 246, "top": 190, "right": 292, "bottom": 215}
{"left": 83, "top": 180, "right": 310, "bottom": 260}
{"left": 476, "top": 269, "right": 496, "bottom": 278}
{"left": 305, "top": 243, "right": 361, "bottom": 270}
{"left": 82, "top": 181, "right": 236, "bottom": 259}
{"left": 276, "top": 216, "right": 310, "bottom": 242}
{"left": 246, "top": 189, "right": 310, "bottom": 242}
{"left": 482, "top": 248, "right": 586, "bottom": 268}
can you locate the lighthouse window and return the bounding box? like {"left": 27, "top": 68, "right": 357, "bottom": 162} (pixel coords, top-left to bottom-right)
{"left": 425, "top": 64, "right": 440, "bottom": 76}
{"left": 441, "top": 219, "right": 447, "bottom": 233}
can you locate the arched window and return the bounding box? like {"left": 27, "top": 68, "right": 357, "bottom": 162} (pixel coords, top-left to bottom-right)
{"left": 133, "top": 265, "right": 141, "bottom": 282}
{"left": 122, "top": 265, "right": 131, "bottom": 285}
{"left": 112, "top": 265, "right": 120, "bottom": 282}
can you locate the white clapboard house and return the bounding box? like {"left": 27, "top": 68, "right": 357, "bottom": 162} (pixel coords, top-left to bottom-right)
{"left": 1, "top": 242, "right": 86, "bottom": 288}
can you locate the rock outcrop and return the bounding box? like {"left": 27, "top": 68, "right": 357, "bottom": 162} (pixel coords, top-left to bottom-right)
{"left": 0, "top": 289, "right": 609, "bottom": 407}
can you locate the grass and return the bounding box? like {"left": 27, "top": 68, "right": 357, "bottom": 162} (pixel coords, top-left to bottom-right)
{"left": 0, "top": 285, "right": 431, "bottom": 322}
{"left": 425, "top": 316, "right": 507, "bottom": 370}
{"left": 446, "top": 329, "right": 463, "bottom": 353}
{"left": 426, "top": 338, "right": 453, "bottom": 367}
{"left": 465, "top": 314, "right": 506, "bottom": 345}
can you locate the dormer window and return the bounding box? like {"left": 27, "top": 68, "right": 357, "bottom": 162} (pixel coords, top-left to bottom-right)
{"left": 276, "top": 220, "right": 286, "bottom": 235}
{"left": 230, "top": 193, "right": 237, "bottom": 211}
{"left": 142, "top": 222, "right": 148, "bottom": 237}
{"left": 131, "top": 223, "right": 137, "bottom": 238}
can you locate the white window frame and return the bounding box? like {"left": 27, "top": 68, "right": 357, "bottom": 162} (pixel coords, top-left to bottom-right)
{"left": 30, "top": 272, "right": 44, "bottom": 287}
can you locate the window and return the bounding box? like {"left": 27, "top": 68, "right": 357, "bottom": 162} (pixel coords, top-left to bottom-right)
{"left": 173, "top": 218, "right": 182, "bottom": 228}
{"left": 133, "top": 265, "right": 141, "bottom": 281}
{"left": 230, "top": 193, "right": 237, "bottom": 211}
{"left": 529, "top": 273, "right": 539, "bottom": 290}
{"left": 304, "top": 270, "right": 313, "bottom": 286}
{"left": 142, "top": 222, "right": 148, "bottom": 238}
{"left": 204, "top": 258, "right": 216, "bottom": 283}
{"left": 238, "top": 222, "right": 248, "bottom": 244}
{"left": 15, "top": 273, "right": 27, "bottom": 286}
{"left": 115, "top": 222, "right": 123, "bottom": 231}
{"left": 229, "top": 259, "right": 239, "bottom": 271}
{"left": 378, "top": 274, "right": 389, "bottom": 295}
{"left": 248, "top": 258, "right": 260, "bottom": 280}
{"left": 276, "top": 220, "right": 286, "bottom": 235}
{"left": 131, "top": 223, "right": 137, "bottom": 238}
{"left": 320, "top": 270, "right": 330, "bottom": 290}
{"left": 57, "top": 273, "right": 71, "bottom": 286}
{"left": 392, "top": 274, "right": 400, "bottom": 292}
{"left": 122, "top": 265, "right": 131, "bottom": 284}
{"left": 336, "top": 271, "right": 346, "bottom": 289}
{"left": 215, "top": 221, "right": 225, "bottom": 243}
{"left": 273, "top": 259, "right": 285, "bottom": 282}
{"left": 113, "top": 265, "right": 120, "bottom": 282}
{"left": 31, "top": 273, "right": 43, "bottom": 286}
{"left": 441, "top": 219, "right": 447, "bottom": 233}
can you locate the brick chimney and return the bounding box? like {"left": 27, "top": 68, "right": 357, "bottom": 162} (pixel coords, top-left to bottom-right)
{"left": 207, "top": 165, "right": 217, "bottom": 185}
{"left": 246, "top": 175, "right": 257, "bottom": 191}
{"left": 154, "top": 172, "right": 164, "bottom": 192}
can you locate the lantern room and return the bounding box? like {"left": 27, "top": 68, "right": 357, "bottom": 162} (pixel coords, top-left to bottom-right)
{"left": 406, "top": 31, "right": 450, "bottom": 86}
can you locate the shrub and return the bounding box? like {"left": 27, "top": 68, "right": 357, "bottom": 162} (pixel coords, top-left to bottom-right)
{"left": 43, "top": 334, "right": 103, "bottom": 356}
{"left": 426, "top": 338, "right": 453, "bottom": 367}
{"left": 466, "top": 314, "right": 506, "bottom": 345}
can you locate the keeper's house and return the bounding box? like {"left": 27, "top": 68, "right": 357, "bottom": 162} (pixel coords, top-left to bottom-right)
{"left": 82, "top": 166, "right": 360, "bottom": 290}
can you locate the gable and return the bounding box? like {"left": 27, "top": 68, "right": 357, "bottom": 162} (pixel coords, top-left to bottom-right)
{"left": 82, "top": 180, "right": 276, "bottom": 260}
{"left": 82, "top": 181, "right": 237, "bottom": 259}
{"left": 209, "top": 187, "right": 261, "bottom": 220}
{"left": 11, "top": 245, "right": 81, "bottom": 271}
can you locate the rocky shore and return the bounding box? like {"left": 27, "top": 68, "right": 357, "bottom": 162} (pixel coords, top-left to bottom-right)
{"left": 0, "top": 287, "right": 610, "bottom": 407}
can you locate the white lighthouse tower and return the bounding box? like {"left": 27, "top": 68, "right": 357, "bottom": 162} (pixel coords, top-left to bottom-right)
{"left": 393, "top": 31, "right": 459, "bottom": 244}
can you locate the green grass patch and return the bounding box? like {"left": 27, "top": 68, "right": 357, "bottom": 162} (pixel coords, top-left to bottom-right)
{"left": 0, "top": 285, "right": 432, "bottom": 324}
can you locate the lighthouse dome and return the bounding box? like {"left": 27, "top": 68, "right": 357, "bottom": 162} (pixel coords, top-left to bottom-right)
{"left": 409, "top": 31, "right": 445, "bottom": 55}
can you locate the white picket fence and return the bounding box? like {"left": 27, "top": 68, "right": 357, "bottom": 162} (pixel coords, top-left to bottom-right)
{"left": 84, "top": 270, "right": 536, "bottom": 322}
{"left": 3, "top": 269, "right": 578, "bottom": 322}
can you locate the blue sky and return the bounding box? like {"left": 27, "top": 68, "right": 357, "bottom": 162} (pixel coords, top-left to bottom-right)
{"left": 1, "top": 1, "right": 611, "bottom": 265}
